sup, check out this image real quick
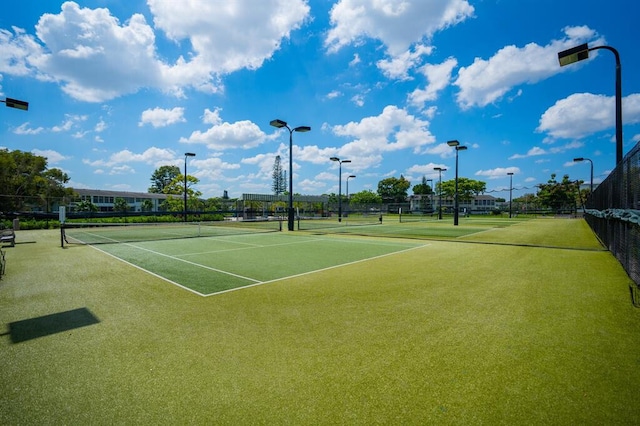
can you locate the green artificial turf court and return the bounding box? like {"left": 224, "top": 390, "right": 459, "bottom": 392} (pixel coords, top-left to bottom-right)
{"left": 91, "top": 232, "right": 427, "bottom": 295}
{"left": 2, "top": 218, "right": 640, "bottom": 424}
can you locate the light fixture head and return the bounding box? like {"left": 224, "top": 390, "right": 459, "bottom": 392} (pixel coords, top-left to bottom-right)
{"left": 447, "top": 140, "right": 460, "bottom": 147}
{"left": 507, "top": 172, "right": 514, "bottom": 176}
{"left": 270, "top": 119, "right": 287, "bottom": 128}
{"left": 185, "top": 152, "right": 196, "bottom": 157}
{"left": 4, "top": 97, "right": 29, "bottom": 111}
{"left": 457, "top": 145, "right": 468, "bottom": 151}
{"left": 348, "top": 175, "right": 356, "bottom": 178}
{"left": 558, "top": 43, "right": 589, "bottom": 67}
{"left": 573, "top": 157, "right": 584, "bottom": 162}
{"left": 342, "top": 159, "right": 352, "bottom": 164}
{"left": 294, "top": 125, "right": 311, "bottom": 132}
{"left": 330, "top": 157, "right": 339, "bottom": 162}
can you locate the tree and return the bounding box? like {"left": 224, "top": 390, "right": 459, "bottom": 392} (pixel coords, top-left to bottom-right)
{"left": 113, "top": 197, "right": 129, "bottom": 213}
{"left": 377, "top": 175, "right": 411, "bottom": 203}
{"left": 75, "top": 200, "right": 98, "bottom": 213}
{"left": 537, "top": 174, "right": 581, "bottom": 212}
{"left": 412, "top": 176, "right": 433, "bottom": 195}
{"left": 439, "top": 178, "right": 486, "bottom": 201}
{"left": 162, "top": 174, "right": 202, "bottom": 212}
{"left": 272, "top": 155, "right": 286, "bottom": 195}
{"left": 148, "top": 165, "right": 180, "bottom": 194}
{"left": 0, "top": 149, "right": 73, "bottom": 212}
{"left": 349, "top": 190, "right": 382, "bottom": 205}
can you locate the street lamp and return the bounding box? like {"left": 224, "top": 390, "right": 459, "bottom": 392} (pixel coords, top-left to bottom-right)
{"left": 573, "top": 157, "right": 594, "bottom": 194}
{"left": 329, "top": 157, "right": 352, "bottom": 222}
{"left": 433, "top": 167, "right": 447, "bottom": 220}
{"left": 1, "top": 97, "right": 29, "bottom": 111}
{"left": 184, "top": 152, "right": 196, "bottom": 222}
{"left": 270, "top": 119, "right": 311, "bottom": 231}
{"left": 426, "top": 179, "right": 433, "bottom": 213}
{"left": 447, "top": 140, "right": 467, "bottom": 226}
{"left": 507, "top": 172, "right": 514, "bottom": 218}
{"left": 346, "top": 175, "right": 356, "bottom": 218}
{"left": 558, "top": 43, "right": 623, "bottom": 164}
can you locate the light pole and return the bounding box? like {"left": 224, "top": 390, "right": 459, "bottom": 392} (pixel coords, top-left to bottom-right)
{"left": 433, "top": 167, "right": 447, "bottom": 220}
{"left": 346, "top": 174, "right": 356, "bottom": 218}
{"left": 573, "top": 157, "right": 594, "bottom": 194}
{"left": 507, "top": 172, "right": 514, "bottom": 218}
{"left": 1, "top": 97, "right": 29, "bottom": 111}
{"left": 447, "top": 140, "right": 467, "bottom": 226}
{"left": 558, "top": 43, "right": 623, "bottom": 164}
{"left": 184, "top": 152, "right": 196, "bottom": 222}
{"left": 270, "top": 119, "right": 311, "bottom": 231}
{"left": 426, "top": 178, "right": 433, "bottom": 212}
{"left": 329, "top": 157, "right": 351, "bottom": 222}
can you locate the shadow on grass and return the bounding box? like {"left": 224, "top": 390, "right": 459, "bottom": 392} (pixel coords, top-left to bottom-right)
{"left": 3, "top": 307, "right": 100, "bottom": 344}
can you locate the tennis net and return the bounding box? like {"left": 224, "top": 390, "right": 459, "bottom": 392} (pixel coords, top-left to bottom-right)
{"left": 61, "top": 218, "right": 281, "bottom": 246}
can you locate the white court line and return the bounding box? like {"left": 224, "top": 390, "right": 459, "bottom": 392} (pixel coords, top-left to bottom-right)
{"left": 107, "top": 242, "right": 261, "bottom": 283}
{"left": 203, "top": 243, "right": 430, "bottom": 297}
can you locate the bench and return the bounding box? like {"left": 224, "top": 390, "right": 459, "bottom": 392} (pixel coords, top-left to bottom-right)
{"left": 1, "top": 229, "right": 15, "bottom": 247}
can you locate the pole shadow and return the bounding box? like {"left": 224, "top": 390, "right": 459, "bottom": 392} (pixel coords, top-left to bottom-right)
{"left": 4, "top": 307, "right": 100, "bottom": 344}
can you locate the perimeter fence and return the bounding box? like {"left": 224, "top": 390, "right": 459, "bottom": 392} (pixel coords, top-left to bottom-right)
{"left": 584, "top": 141, "right": 640, "bottom": 306}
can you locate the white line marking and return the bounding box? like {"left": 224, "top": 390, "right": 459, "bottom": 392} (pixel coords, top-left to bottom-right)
{"left": 203, "top": 243, "right": 430, "bottom": 297}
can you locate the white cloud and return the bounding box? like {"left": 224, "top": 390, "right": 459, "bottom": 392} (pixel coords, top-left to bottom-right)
{"left": 537, "top": 93, "right": 640, "bottom": 140}
{"left": 454, "top": 26, "right": 605, "bottom": 109}
{"left": 509, "top": 146, "right": 547, "bottom": 160}
{"left": 139, "top": 107, "right": 186, "bottom": 128}
{"left": 83, "top": 146, "right": 176, "bottom": 168}
{"left": 31, "top": 149, "right": 69, "bottom": 164}
{"left": 180, "top": 108, "right": 268, "bottom": 150}
{"left": 13, "top": 122, "right": 44, "bottom": 135}
{"left": 327, "top": 105, "right": 435, "bottom": 170}
{"left": 0, "top": 1, "right": 310, "bottom": 102}
{"left": 409, "top": 57, "right": 457, "bottom": 107}
{"left": 377, "top": 44, "right": 433, "bottom": 80}
{"left": 475, "top": 167, "right": 521, "bottom": 179}
{"left": 325, "top": 0, "right": 474, "bottom": 56}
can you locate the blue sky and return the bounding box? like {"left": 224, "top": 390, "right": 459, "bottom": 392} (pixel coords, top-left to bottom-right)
{"left": 1, "top": 0, "right": 639, "bottom": 200}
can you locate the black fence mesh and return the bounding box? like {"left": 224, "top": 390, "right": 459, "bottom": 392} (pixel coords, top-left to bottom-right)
{"left": 584, "top": 141, "right": 640, "bottom": 305}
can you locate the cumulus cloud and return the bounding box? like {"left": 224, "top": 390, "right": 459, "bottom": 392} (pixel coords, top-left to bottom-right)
{"left": 475, "top": 167, "right": 521, "bottom": 179}
{"left": 537, "top": 93, "right": 640, "bottom": 140}
{"left": 139, "top": 107, "right": 186, "bottom": 128}
{"left": 0, "top": 1, "right": 310, "bottom": 102}
{"left": 83, "top": 146, "right": 176, "bottom": 168}
{"left": 13, "top": 122, "right": 44, "bottom": 135}
{"left": 180, "top": 108, "right": 268, "bottom": 150}
{"left": 409, "top": 57, "right": 458, "bottom": 108}
{"left": 325, "top": 0, "right": 474, "bottom": 56}
{"left": 31, "top": 149, "right": 69, "bottom": 164}
{"left": 454, "top": 26, "right": 605, "bottom": 109}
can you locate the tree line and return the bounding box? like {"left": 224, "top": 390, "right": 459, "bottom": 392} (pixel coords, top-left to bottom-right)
{"left": 0, "top": 149, "right": 587, "bottom": 215}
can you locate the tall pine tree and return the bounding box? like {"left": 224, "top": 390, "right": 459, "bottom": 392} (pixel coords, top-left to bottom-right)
{"left": 272, "top": 155, "right": 286, "bottom": 195}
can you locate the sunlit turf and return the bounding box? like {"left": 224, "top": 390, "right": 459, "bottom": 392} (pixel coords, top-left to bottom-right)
{"left": 1, "top": 218, "right": 639, "bottom": 424}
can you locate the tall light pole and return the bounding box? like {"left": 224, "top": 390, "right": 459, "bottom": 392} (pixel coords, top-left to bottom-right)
{"left": 507, "top": 172, "right": 514, "bottom": 218}
{"left": 184, "top": 152, "right": 196, "bottom": 222}
{"left": 426, "top": 178, "right": 433, "bottom": 212}
{"left": 346, "top": 175, "right": 356, "bottom": 218}
{"left": 1, "top": 97, "right": 29, "bottom": 111}
{"left": 433, "top": 167, "right": 447, "bottom": 220}
{"left": 329, "top": 157, "right": 351, "bottom": 222}
{"left": 447, "top": 140, "right": 467, "bottom": 226}
{"left": 270, "top": 119, "right": 311, "bottom": 231}
{"left": 573, "top": 157, "right": 594, "bottom": 194}
{"left": 558, "top": 43, "right": 623, "bottom": 164}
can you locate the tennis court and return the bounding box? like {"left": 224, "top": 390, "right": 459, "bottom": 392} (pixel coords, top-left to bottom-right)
{"left": 68, "top": 230, "right": 428, "bottom": 295}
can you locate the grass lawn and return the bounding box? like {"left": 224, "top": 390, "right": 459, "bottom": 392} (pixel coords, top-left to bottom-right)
{"left": 1, "top": 218, "right": 639, "bottom": 424}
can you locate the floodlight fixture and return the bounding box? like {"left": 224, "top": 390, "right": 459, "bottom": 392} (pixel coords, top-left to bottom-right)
{"left": 271, "top": 118, "right": 311, "bottom": 230}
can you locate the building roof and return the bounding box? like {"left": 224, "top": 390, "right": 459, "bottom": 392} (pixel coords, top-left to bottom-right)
{"left": 72, "top": 188, "right": 168, "bottom": 200}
